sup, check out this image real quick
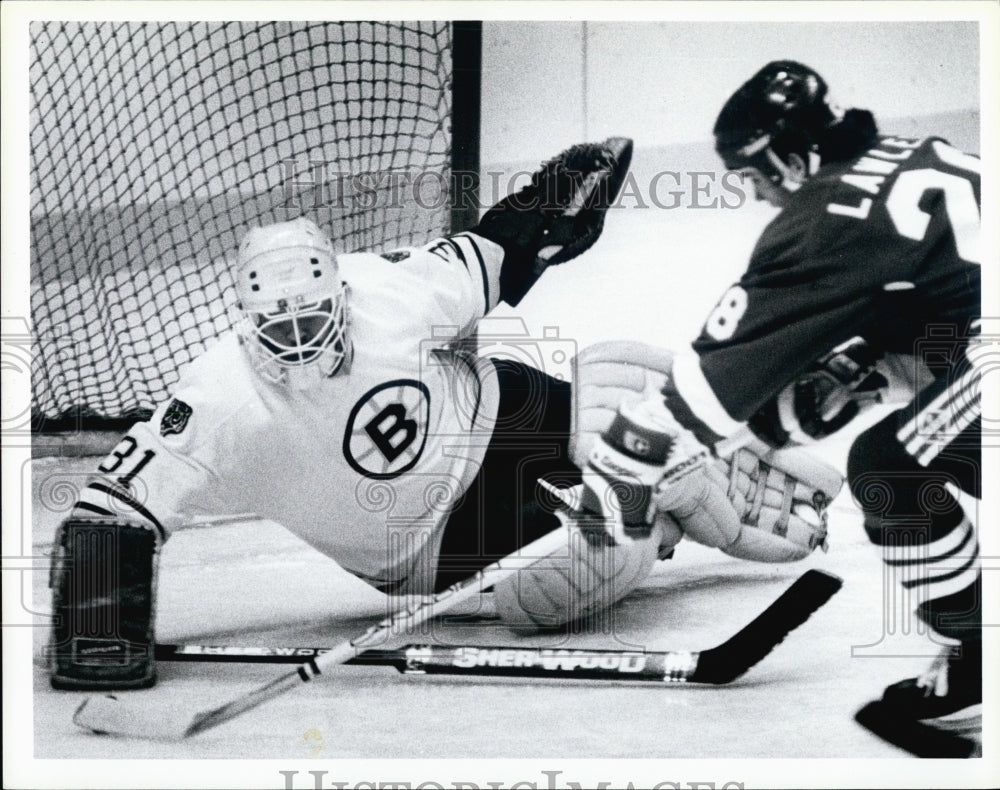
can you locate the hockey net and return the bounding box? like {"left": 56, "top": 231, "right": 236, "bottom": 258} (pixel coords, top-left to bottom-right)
{"left": 30, "top": 21, "right": 471, "bottom": 428}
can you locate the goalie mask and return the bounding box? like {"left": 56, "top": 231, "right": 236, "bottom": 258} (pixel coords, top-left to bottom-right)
{"left": 713, "top": 60, "right": 840, "bottom": 195}
{"left": 235, "top": 218, "right": 350, "bottom": 387}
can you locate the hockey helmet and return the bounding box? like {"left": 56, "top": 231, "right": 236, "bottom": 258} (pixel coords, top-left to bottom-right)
{"left": 235, "top": 217, "right": 349, "bottom": 386}
{"left": 713, "top": 61, "right": 841, "bottom": 187}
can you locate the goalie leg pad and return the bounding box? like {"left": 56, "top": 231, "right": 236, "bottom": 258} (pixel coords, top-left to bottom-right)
{"left": 570, "top": 340, "right": 680, "bottom": 470}
{"left": 749, "top": 439, "right": 844, "bottom": 504}
{"left": 494, "top": 511, "right": 665, "bottom": 634}
{"left": 48, "top": 518, "right": 160, "bottom": 689}
{"left": 715, "top": 441, "right": 841, "bottom": 562}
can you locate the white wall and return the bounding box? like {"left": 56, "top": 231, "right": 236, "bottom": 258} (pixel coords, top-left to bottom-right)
{"left": 481, "top": 20, "right": 980, "bottom": 165}
{"left": 477, "top": 17, "right": 985, "bottom": 396}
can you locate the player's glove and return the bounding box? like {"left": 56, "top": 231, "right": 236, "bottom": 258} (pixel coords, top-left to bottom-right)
{"left": 748, "top": 337, "right": 933, "bottom": 446}
{"left": 748, "top": 337, "right": 881, "bottom": 445}
{"left": 473, "top": 137, "right": 633, "bottom": 306}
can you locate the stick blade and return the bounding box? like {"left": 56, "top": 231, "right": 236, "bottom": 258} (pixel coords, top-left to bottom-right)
{"left": 74, "top": 695, "right": 196, "bottom": 741}
{"left": 692, "top": 569, "right": 843, "bottom": 683}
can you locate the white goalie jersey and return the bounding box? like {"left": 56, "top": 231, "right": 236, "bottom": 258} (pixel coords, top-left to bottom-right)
{"left": 71, "top": 233, "right": 505, "bottom": 594}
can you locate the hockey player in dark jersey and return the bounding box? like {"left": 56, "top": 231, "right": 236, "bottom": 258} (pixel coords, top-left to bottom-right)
{"left": 593, "top": 61, "right": 981, "bottom": 755}
{"left": 706, "top": 61, "right": 982, "bottom": 756}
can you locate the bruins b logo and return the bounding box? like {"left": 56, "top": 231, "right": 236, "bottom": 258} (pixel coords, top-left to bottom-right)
{"left": 343, "top": 380, "right": 430, "bottom": 479}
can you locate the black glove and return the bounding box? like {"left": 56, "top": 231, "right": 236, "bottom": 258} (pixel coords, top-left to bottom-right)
{"left": 473, "top": 137, "right": 633, "bottom": 305}
{"left": 749, "top": 337, "right": 885, "bottom": 445}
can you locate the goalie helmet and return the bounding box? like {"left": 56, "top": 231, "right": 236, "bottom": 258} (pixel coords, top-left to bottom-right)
{"left": 713, "top": 60, "right": 841, "bottom": 190}
{"left": 235, "top": 218, "right": 350, "bottom": 387}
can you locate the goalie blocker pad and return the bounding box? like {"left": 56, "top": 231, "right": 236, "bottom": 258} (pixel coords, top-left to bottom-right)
{"left": 48, "top": 518, "right": 160, "bottom": 689}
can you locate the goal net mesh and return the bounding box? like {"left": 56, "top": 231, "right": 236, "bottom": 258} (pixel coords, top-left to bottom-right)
{"left": 30, "top": 21, "right": 455, "bottom": 427}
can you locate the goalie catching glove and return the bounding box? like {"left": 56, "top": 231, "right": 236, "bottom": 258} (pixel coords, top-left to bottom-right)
{"left": 572, "top": 341, "right": 843, "bottom": 562}
{"left": 473, "top": 136, "right": 633, "bottom": 305}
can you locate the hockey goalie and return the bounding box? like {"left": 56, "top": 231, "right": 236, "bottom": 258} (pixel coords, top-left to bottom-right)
{"left": 50, "top": 137, "right": 646, "bottom": 689}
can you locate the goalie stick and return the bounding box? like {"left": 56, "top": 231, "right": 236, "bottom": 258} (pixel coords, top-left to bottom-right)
{"left": 73, "top": 520, "right": 577, "bottom": 741}
{"left": 72, "top": 569, "right": 841, "bottom": 741}
{"left": 150, "top": 569, "right": 842, "bottom": 685}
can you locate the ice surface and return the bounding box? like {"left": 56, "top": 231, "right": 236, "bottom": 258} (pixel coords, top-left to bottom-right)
{"left": 31, "top": 495, "right": 954, "bottom": 760}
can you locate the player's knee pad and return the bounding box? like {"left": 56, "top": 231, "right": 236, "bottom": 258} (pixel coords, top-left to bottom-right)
{"left": 493, "top": 511, "right": 664, "bottom": 634}
{"left": 848, "top": 420, "right": 910, "bottom": 543}
{"left": 48, "top": 518, "right": 160, "bottom": 689}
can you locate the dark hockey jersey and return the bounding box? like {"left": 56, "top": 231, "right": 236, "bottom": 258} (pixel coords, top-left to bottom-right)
{"left": 693, "top": 135, "right": 981, "bottom": 421}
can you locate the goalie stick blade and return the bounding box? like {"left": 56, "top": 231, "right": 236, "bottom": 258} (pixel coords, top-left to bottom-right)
{"left": 854, "top": 700, "right": 981, "bottom": 758}
{"left": 74, "top": 696, "right": 194, "bottom": 742}
{"left": 690, "top": 569, "right": 843, "bottom": 684}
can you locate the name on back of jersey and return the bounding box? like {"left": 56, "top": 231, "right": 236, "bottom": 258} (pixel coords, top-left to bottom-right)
{"left": 826, "top": 136, "right": 980, "bottom": 266}
{"left": 826, "top": 137, "right": 925, "bottom": 220}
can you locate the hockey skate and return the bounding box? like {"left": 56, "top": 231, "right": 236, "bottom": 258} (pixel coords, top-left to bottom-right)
{"left": 855, "top": 641, "right": 982, "bottom": 757}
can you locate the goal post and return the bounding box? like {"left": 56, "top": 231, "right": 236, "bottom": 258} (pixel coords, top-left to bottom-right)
{"left": 30, "top": 21, "right": 482, "bottom": 432}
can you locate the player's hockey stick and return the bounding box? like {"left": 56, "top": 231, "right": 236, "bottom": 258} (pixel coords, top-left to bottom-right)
{"left": 72, "top": 519, "right": 577, "bottom": 741}
{"left": 152, "top": 569, "right": 842, "bottom": 685}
